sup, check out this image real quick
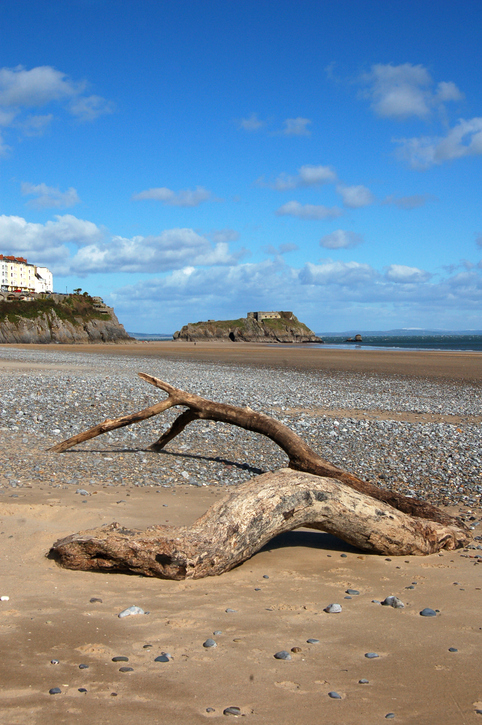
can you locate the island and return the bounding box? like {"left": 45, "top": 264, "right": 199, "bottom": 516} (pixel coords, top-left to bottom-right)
{"left": 173, "top": 311, "right": 322, "bottom": 343}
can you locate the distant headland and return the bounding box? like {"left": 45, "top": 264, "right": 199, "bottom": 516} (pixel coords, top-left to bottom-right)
{"left": 173, "top": 311, "right": 322, "bottom": 343}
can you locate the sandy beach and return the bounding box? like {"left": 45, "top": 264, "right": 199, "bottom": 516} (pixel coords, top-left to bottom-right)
{"left": 0, "top": 343, "right": 481, "bottom": 724}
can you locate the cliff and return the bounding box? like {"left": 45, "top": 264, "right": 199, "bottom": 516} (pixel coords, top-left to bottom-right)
{"left": 0, "top": 294, "right": 132, "bottom": 344}
{"left": 173, "top": 312, "right": 322, "bottom": 343}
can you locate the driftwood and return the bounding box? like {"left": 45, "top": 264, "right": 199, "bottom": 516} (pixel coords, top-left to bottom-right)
{"left": 48, "top": 374, "right": 470, "bottom": 578}
{"left": 50, "top": 469, "right": 468, "bottom": 579}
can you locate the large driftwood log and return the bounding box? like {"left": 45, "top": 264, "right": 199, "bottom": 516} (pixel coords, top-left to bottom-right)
{"left": 50, "top": 469, "right": 469, "bottom": 579}
{"left": 49, "top": 374, "right": 461, "bottom": 529}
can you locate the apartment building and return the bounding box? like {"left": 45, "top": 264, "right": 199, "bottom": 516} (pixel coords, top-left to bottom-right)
{"left": 0, "top": 255, "right": 53, "bottom": 293}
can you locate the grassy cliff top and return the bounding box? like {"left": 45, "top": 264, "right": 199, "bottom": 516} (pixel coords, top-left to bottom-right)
{"left": 0, "top": 294, "right": 111, "bottom": 326}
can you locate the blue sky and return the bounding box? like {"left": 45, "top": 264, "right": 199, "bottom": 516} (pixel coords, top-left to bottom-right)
{"left": 0, "top": 0, "right": 481, "bottom": 333}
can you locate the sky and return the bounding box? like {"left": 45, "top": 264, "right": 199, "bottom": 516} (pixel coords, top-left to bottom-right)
{"left": 0, "top": 0, "right": 481, "bottom": 333}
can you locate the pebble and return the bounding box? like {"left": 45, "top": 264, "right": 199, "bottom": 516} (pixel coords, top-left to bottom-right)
{"left": 328, "top": 691, "right": 342, "bottom": 699}
{"left": 365, "top": 652, "right": 379, "bottom": 659}
{"left": 78, "top": 688, "right": 87, "bottom": 693}
{"left": 358, "top": 679, "right": 369, "bottom": 684}
{"left": 346, "top": 589, "right": 360, "bottom": 595}
{"left": 448, "top": 647, "right": 458, "bottom": 652}
{"left": 385, "top": 714, "right": 395, "bottom": 719}
{"left": 49, "top": 687, "right": 61, "bottom": 695}
{"left": 381, "top": 596, "right": 405, "bottom": 608}
{"left": 50, "top": 659, "right": 59, "bottom": 665}
{"left": 324, "top": 603, "right": 342, "bottom": 613}
{"left": 225, "top": 608, "right": 236, "bottom": 613}
{"left": 213, "top": 630, "right": 223, "bottom": 635}
{"left": 306, "top": 638, "right": 320, "bottom": 644}
{"left": 274, "top": 650, "right": 291, "bottom": 660}
{"left": 0, "top": 596, "right": 9, "bottom": 601}
{"left": 206, "top": 707, "right": 215, "bottom": 713}
{"left": 154, "top": 654, "right": 170, "bottom": 662}
{"left": 203, "top": 638, "right": 217, "bottom": 648}
{"left": 119, "top": 666, "right": 134, "bottom": 672}
{"left": 75, "top": 488, "right": 90, "bottom": 496}
{"left": 112, "top": 656, "right": 129, "bottom": 662}
{"left": 223, "top": 707, "right": 241, "bottom": 716}
{"left": 291, "top": 647, "right": 302, "bottom": 653}
{"left": 118, "top": 605, "right": 144, "bottom": 618}
{"left": 78, "top": 664, "right": 89, "bottom": 669}
{"left": 420, "top": 608, "right": 437, "bottom": 617}
{"left": 90, "top": 597, "right": 102, "bottom": 603}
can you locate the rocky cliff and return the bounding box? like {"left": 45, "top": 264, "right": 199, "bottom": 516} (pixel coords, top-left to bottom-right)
{"left": 173, "top": 312, "right": 322, "bottom": 343}
{"left": 0, "top": 295, "right": 132, "bottom": 344}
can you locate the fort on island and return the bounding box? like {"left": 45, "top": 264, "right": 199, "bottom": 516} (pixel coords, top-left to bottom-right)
{"left": 174, "top": 310, "right": 322, "bottom": 343}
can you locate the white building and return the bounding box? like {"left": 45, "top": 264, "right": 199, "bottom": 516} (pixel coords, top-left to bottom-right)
{"left": 0, "top": 255, "right": 53, "bottom": 293}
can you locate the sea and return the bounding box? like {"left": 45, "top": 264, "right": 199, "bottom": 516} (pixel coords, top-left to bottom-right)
{"left": 317, "top": 335, "right": 482, "bottom": 352}
{"left": 129, "top": 331, "right": 482, "bottom": 352}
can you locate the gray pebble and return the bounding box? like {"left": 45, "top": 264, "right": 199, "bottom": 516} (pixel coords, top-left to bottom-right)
{"left": 385, "top": 714, "right": 395, "bottom": 719}
{"left": 328, "top": 691, "right": 342, "bottom": 699}
{"left": 50, "top": 659, "right": 59, "bottom": 665}
{"left": 381, "top": 596, "right": 404, "bottom": 609}
{"left": 154, "top": 654, "right": 170, "bottom": 662}
{"left": 90, "top": 597, "right": 102, "bottom": 603}
{"left": 448, "top": 647, "right": 458, "bottom": 652}
{"left": 365, "top": 652, "right": 379, "bottom": 659}
{"left": 263, "top": 575, "right": 269, "bottom": 579}
{"left": 78, "top": 664, "right": 89, "bottom": 669}
{"left": 78, "top": 688, "right": 87, "bottom": 693}
{"left": 225, "top": 608, "right": 236, "bottom": 613}
{"left": 206, "top": 707, "right": 215, "bottom": 712}
{"left": 324, "top": 603, "right": 342, "bottom": 613}
{"left": 420, "top": 608, "right": 437, "bottom": 617}
{"left": 75, "top": 488, "right": 90, "bottom": 496}
{"left": 274, "top": 650, "right": 291, "bottom": 660}
{"left": 203, "top": 638, "right": 217, "bottom": 648}
{"left": 306, "top": 638, "right": 320, "bottom": 644}
{"left": 346, "top": 589, "right": 359, "bottom": 595}
{"left": 49, "top": 687, "right": 61, "bottom": 695}
{"left": 112, "top": 656, "right": 129, "bottom": 662}
{"left": 119, "top": 666, "right": 134, "bottom": 672}
{"left": 358, "top": 679, "right": 369, "bottom": 684}
{"left": 213, "top": 630, "right": 223, "bottom": 635}
{"left": 223, "top": 707, "right": 241, "bottom": 716}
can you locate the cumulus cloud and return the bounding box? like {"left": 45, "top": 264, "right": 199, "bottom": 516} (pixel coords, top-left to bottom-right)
{"left": 0, "top": 65, "right": 113, "bottom": 155}
{"left": 275, "top": 200, "right": 342, "bottom": 220}
{"left": 238, "top": 113, "right": 265, "bottom": 131}
{"left": 280, "top": 117, "right": 312, "bottom": 136}
{"left": 210, "top": 228, "right": 240, "bottom": 244}
{"left": 300, "top": 260, "right": 377, "bottom": 286}
{"left": 21, "top": 182, "right": 81, "bottom": 209}
{"left": 395, "top": 117, "right": 482, "bottom": 169}
{"left": 384, "top": 264, "right": 432, "bottom": 283}
{"left": 360, "top": 63, "right": 464, "bottom": 120}
{"left": 319, "top": 230, "right": 363, "bottom": 249}
{"left": 383, "top": 194, "right": 435, "bottom": 209}
{"left": 259, "top": 164, "right": 337, "bottom": 190}
{"left": 132, "top": 186, "right": 216, "bottom": 207}
{"left": 336, "top": 184, "right": 375, "bottom": 208}
{"left": 262, "top": 243, "right": 298, "bottom": 256}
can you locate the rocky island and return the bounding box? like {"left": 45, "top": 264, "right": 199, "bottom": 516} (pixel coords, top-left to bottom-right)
{"left": 0, "top": 292, "right": 132, "bottom": 344}
{"left": 173, "top": 310, "right": 322, "bottom": 343}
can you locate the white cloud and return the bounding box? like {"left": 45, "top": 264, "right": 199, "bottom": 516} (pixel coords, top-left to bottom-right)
{"left": 210, "top": 228, "right": 240, "bottom": 244}
{"left": 69, "top": 94, "right": 115, "bottom": 122}
{"left": 384, "top": 264, "right": 432, "bottom": 283}
{"left": 275, "top": 200, "right": 342, "bottom": 220}
{"left": 260, "top": 164, "right": 337, "bottom": 190}
{"left": 336, "top": 184, "right": 375, "bottom": 208}
{"left": 21, "top": 182, "right": 81, "bottom": 209}
{"left": 320, "top": 230, "right": 363, "bottom": 249}
{"left": 395, "top": 117, "right": 482, "bottom": 169}
{"left": 132, "top": 186, "right": 216, "bottom": 207}
{"left": 280, "top": 117, "right": 312, "bottom": 136}
{"left": 361, "top": 63, "right": 463, "bottom": 120}
{"left": 262, "top": 243, "right": 298, "bottom": 255}
{"left": 238, "top": 113, "right": 265, "bottom": 131}
{"left": 300, "top": 260, "right": 377, "bottom": 286}
{"left": 383, "top": 194, "right": 435, "bottom": 209}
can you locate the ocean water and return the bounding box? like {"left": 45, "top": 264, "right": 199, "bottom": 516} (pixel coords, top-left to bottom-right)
{"left": 318, "top": 335, "right": 482, "bottom": 352}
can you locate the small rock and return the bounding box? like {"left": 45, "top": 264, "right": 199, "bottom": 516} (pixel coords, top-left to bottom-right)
{"left": 90, "top": 597, "right": 102, "bottom": 603}
{"left": 0, "top": 596, "right": 9, "bottom": 601}
{"left": 49, "top": 687, "right": 61, "bottom": 694}
{"left": 381, "top": 596, "right": 404, "bottom": 609}
{"left": 324, "top": 603, "right": 342, "bottom": 613}
{"left": 154, "top": 654, "right": 170, "bottom": 662}
{"left": 78, "top": 687, "right": 87, "bottom": 693}
{"left": 448, "top": 647, "right": 458, "bottom": 652}
{"left": 213, "top": 630, "right": 222, "bottom": 635}
{"left": 420, "top": 608, "right": 437, "bottom": 617}
{"left": 112, "top": 656, "right": 129, "bottom": 662}
{"left": 346, "top": 589, "right": 359, "bottom": 595}
{"left": 119, "top": 666, "right": 134, "bottom": 672}
{"left": 385, "top": 714, "right": 395, "bottom": 719}
{"left": 118, "top": 605, "right": 144, "bottom": 618}
{"left": 78, "top": 664, "right": 89, "bottom": 669}
{"left": 263, "top": 575, "right": 269, "bottom": 579}
{"left": 328, "top": 691, "right": 342, "bottom": 699}
{"left": 359, "top": 679, "right": 369, "bottom": 684}
{"left": 75, "top": 488, "right": 90, "bottom": 496}
{"left": 203, "top": 638, "right": 217, "bottom": 648}
{"left": 274, "top": 650, "right": 291, "bottom": 660}
{"left": 206, "top": 707, "right": 215, "bottom": 712}
{"left": 225, "top": 608, "right": 236, "bottom": 613}
{"left": 365, "top": 652, "right": 379, "bottom": 659}
{"left": 223, "top": 707, "right": 241, "bottom": 716}
{"left": 50, "top": 659, "right": 59, "bottom": 665}
{"left": 306, "top": 638, "right": 320, "bottom": 644}
{"left": 291, "top": 646, "right": 302, "bottom": 653}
